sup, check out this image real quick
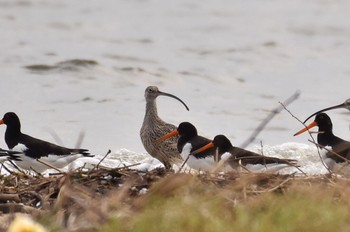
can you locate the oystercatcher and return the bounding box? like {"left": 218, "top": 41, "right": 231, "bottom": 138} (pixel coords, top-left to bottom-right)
{"left": 294, "top": 113, "right": 350, "bottom": 172}
{"left": 303, "top": 98, "right": 350, "bottom": 123}
{"left": 140, "top": 86, "right": 189, "bottom": 169}
{"left": 0, "top": 112, "right": 93, "bottom": 173}
{"left": 191, "top": 135, "right": 298, "bottom": 172}
{"left": 158, "top": 122, "right": 225, "bottom": 171}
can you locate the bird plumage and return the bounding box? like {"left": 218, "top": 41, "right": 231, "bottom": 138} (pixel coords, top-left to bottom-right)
{"left": 159, "top": 122, "right": 224, "bottom": 172}
{"left": 303, "top": 98, "right": 350, "bottom": 123}
{"left": 294, "top": 113, "right": 350, "bottom": 172}
{"left": 191, "top": 135, "right": 297, "bottom": 172}
{"left": 140, "top": 86, "right": 189, "bottom": 168}
{"left": 0, "top": 112, "right": 93, "bottom": 172}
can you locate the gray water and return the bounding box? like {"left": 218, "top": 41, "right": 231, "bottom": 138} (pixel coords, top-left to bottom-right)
{"left": 1, "top": 0, "right": 350, "bottom": 175}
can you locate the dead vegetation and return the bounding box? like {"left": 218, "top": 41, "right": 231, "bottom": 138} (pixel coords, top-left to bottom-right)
{"left": 0, "top": 164, "right": 348, "bottom": 231}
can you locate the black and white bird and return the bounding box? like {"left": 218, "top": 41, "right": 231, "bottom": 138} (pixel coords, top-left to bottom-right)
{"left": 191, "top": 135, "right": 298, "bottom": 173}
{"left": 0, "top": 112, "right": 93, "bottom": 173}
{"left": 294, "top": 112, "right": 350, "bottom": 173}
{"left": 158, "top": 122, "right": 231, "bottom": 172}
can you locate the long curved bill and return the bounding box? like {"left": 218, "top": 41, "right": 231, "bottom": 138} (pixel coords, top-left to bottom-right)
{"left": 190, "top": 142, "right": 214, "bottom": 156}
{"left": 158, "top": 129, "right": 179, "bottom": 143}
{"left": 303, "top": 102, "right": 345, "bottom": 123}
{"left": 293, "top": 121, "right": 318, "bottom": 136}
{"left": 159, "top": 91, "right": 190, "bottom": 111}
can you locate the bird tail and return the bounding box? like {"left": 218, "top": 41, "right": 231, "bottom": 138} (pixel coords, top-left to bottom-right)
{"left": 0, "top": 149, "right": 22, "bottom": 161}
{"left": 234, "top": 156, "right": 298, "bottom": 166}
{"left": 71, "top": 149, "right": 94, "bottom": 157}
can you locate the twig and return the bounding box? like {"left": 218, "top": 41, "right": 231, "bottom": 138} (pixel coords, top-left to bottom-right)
{"left": 280, "top": 102, "right": 332, "bottom": 174}
{"left": 247, "top": 177, "right": 291, "bottom": 193}
{"left": 260, "top": 141, "right": 267, "bottom": 169}
{"left": 96, "top": 149, "right": 111, "bottom": 169}
{"left": 1, "top": 163, "right": 14, "bottom": 175}
{"left": 115, "top": 162, "right": 142, "bottom": 170}
{"left": 240, "top": 91, "right": 300, "bottom": 148}
{"left": 36, "top": 159, "right": 63, "bottom": 173}
{"left": 8, "top": 160, "right": 26, "bottom": 174}
{"left": 0, "top": 194, "right": 20, "bottom": 202}
{"left": 307, "top": 139, "right": 350, "bottom": 173}
{"left": 0, "top": 203, "right": 40, "bottom": 214}
{"left": 75, "top": 130, "right": 85, "bottom": 149}
{"left": 87, "top": 149, "right": 111, "bottom": 175}
{"left": 177, "top": 155, "right": 190, "bottom": 173}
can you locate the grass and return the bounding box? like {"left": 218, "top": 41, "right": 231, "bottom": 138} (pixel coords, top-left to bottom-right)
{"left": 3, "top": 170, "right": 350, "bottom": 232}
{"left": 92, "top": 174, "right": 350, "bottom": 232}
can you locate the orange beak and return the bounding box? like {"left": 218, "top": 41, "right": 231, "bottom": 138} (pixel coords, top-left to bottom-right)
{"left": 293, "top": 121, "right": 318, "bottom": 136}
{"left": 0, "top": 119, "right": 3, "bottom": 125}
{"left": 158, "top": 129, "right": 179, "bottom": 143}
{"left": 190, "top": 142, "right": 214, "bottom": 156}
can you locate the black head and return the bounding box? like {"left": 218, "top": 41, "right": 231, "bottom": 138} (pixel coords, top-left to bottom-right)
{"left": 177, "top": 122, "right": 198, "bottom": 138}
{"left": 314, "top": 113, "right": 333, "bottom": 133}
{"left": 212, "top": 135, "right": 233, "bottom": 153}
{"left": 0, "top": 112, "right": 21, "bottom": 129}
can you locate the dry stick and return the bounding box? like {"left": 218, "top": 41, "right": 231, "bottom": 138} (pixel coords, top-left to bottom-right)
{"left": 47, "top": 128, "right": 64, "bottom": 146}
{"left": 8, "top": 160, "right": 26, "bottom": 175}
{"left": 307, "top": 139, "right": 350, "bottom": 172}
{"left": 247, "top": 177, "right": 291, "bottom": 193}
{"left": 238, "top": 161, "right": 252, "bottom": 173}
{"left": 75, "top": 130, "right": 85, "bottom": 149}
{"left": 115, "top": 162, "right": 141, "bottom": 170}
{"left": 177, "top": 155, "right": 191, "bottom": 173}
{"left": 1, "top": 162, "right": 14, "bottom": 175}
{"left": 279, "top": 102, "right": 333, "bottom": 174}
{"left": 258, "top": 140, "right": 305, "bottom": 175}
{"left": 36, "top": 159, "right": 63, "bottom": 173}
{"left": 240, "top": 91, "right": 300, "bottom": 149}
{"left": 0, "top": 194, "right": 20, "bottom": 202}
{"left": 260, "top": 141, "right": 268, "bottom": 170}
{"left": 87, "top": 149, "right": 111, "bottom": 175}
{"left": 96, "top": 149, "right": 111, "bottom": 169}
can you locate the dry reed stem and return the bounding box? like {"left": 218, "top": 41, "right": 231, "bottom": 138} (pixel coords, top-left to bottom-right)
{"left": 240, "top": 91, "right": 300, "bottom": 148}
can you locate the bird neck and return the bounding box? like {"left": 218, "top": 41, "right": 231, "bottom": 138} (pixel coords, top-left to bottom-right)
{"left": 218, "top": 145, "right": 230, "bottom": 155}
{"left": 144, "top": 100, "right": 162, "bottom": 124}
{"left": 318, "top": 131, "right": 344, "bottom": 147}
{"left": 4, "top": 124, "right": 21, "bottom": 149}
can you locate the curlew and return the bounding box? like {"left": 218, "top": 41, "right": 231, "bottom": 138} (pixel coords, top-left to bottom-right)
{"left": 140, "top": 86, "right": 189, "bottom": 168}
{"left": 303, "top": 98, "right": 350, "bottom": 123}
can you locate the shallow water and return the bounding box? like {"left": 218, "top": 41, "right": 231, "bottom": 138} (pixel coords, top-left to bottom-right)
{"left": 1, "top": 0, "right": 350, "bottom": 175}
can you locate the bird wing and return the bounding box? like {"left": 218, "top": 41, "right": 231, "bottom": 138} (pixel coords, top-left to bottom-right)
{"left": 229, "top": 147, "right": 296, "bottom": 165}
{"left": 327, "top": 141, "right": 350, "bottom": 163}
{"left": 19, "top": 133, "right": 90, "bottom": 159}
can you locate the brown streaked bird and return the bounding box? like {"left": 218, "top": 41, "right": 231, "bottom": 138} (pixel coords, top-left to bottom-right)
{"left": 303, "top": 98, "right": 350, "bottom": 123}
{"left": 294, "top": 113, "right": 350, "bottom": 171}
{"left": 140, "top": 86, "right": 189, "bottom": 169}
{"left": 191, "top": 135, "right": 298, "bottom": 172}
{"left": 158, "top": 122, "right": 222, "bottom": 171}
